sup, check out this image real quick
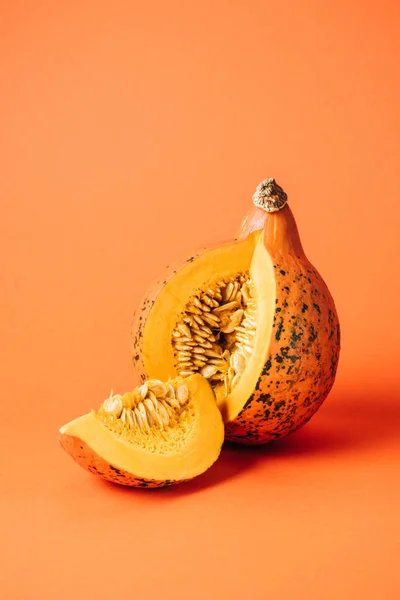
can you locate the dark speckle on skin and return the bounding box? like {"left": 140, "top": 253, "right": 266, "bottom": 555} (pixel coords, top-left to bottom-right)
{"left": 308, "top": 323, "right": 318, "bottom": 344}
{"left": 290, "top": 328, "right": 303, "bottom": 348}
{"left": 275, "top": 318, "right": 284, "bottom": 341}
{"left": 274, "top": 400, "right": 286, "bottom": 411}
{"left": 313, "top": 303, "right": 321, "bottom": 314}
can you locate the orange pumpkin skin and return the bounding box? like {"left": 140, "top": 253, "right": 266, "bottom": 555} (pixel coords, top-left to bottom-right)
{"left": 224, "top": 203, "right": 340, "bottom": 444}
{"left": 59, "top": 434, "right": 189, "bottom": 488}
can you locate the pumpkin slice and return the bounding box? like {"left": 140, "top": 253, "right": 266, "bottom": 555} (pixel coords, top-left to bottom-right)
{"left": 132, "top": 179, "right": 340, "bottom": 444}
{"left": 59, "top": 374, "right": 224, "bottom": 488}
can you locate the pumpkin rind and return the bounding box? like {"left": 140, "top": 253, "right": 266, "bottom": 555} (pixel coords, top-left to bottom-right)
{"left": 225, "top": 256, "right": 340, "bottom": 444}
{"left": 59, "top": 434, "right": 186, "bottom": 488}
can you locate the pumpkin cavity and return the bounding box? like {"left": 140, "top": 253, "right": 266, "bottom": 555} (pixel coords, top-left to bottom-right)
{"left": 96, "top": 378, "right": 195, "bottom": 453}
{"left": 172, "top": 274, "right": 256, "bottom": 398}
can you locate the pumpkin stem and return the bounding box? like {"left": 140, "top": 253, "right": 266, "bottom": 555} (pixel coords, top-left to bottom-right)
{"left": 252, "top": 178, "right": 288, "bottom": 213}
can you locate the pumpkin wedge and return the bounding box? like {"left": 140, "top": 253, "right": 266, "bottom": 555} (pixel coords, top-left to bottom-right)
{"left": 132, "top": 179, "right": 340, "bottom": 444}
{"left": 59, "top": 374, "right": 224, "bottom": 487}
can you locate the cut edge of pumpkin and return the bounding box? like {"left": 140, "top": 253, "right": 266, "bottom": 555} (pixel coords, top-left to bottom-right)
{"left": 59, "top": 374, "right": 224, "bottom": 484}
{"left": 141, "top": 229, "right": 276, "bottom": 424}
{"left": 218, "top": 236, "right": 276, "bottom": 422}
{"left": 141, "top": 232, "right": 258, "bottom": 381}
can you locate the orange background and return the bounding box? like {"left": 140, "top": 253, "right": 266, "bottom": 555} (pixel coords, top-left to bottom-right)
{"left": 1, "top": 1, "right": 399, "bottom": 598}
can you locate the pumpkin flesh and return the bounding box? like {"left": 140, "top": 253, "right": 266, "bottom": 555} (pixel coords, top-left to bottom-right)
{"left": 59, "top": 374, "right": 224, "bottom": 487}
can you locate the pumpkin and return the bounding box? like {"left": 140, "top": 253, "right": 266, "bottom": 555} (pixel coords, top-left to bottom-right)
{"left": 59, "top": 374, "right": 224, "bottom": 487}
{"left": 131, "top": 179, "right": 340, "bottom": 444}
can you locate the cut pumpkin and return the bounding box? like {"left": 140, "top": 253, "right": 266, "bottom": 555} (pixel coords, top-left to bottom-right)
{"left": 132, "top": 179, "right": 340, "bottom": 444}
{"left": 59, "top": 374, "right": 224, "bottom": 487}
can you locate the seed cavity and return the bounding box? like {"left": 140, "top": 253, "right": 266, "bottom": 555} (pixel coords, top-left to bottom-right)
{"left": 172, "top": 275, "right": 256, "bottom": 394}
{"left": 98, "top": 380, "right": 190, "bottom": 436}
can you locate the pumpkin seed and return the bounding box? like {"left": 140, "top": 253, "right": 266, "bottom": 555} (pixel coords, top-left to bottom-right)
{"left": 165, "top": 395, "right": 180, "bottom": 410}
{"left": 126, "top": 409, "right": 135, "bottom": 428}
{"left": 192, "top": 347, "right": 207, "bottom": 354}
{"left": 138, "top": 383, "right": 148, "bottom": 399}
{"left": 241, "top": 284, "right": 250, "bottom": 302}
{"left": 187, "top": 305, "right": 202, "bottom": 316}
{"left": 201, "top": 294, "right": 214, "bottom": 307}
{"left": 193, "top": 314, "right": 205, "bottom": 326}
{"left": 134, "top": 407, "right": 144, "bottom": 428}
{"left": 193, "top": 329, "right": 209, "bottom": 340}
{"left": 176, "top": 385, "right": 189, "bottom": 405}
{"left": 222, "top": 282, "right": 234, "bottom": 302}
{"left": 144, "top": 398, "right": 156, "bottom": 418}
{"left": 177, "top": 361, "right": 193, "bottom": 369}
{"left": 210, "top": 372, "right": 225, "bottom": 381}
{"left": 177, "top": 323, "right": 191, "bottom": 337}
{"left": 137, "top": 402, "right": 147, "bottom": 421}
{"left": 228, "top": 281, "right": 240, "bottom": 302}
{"left": 200, "top": 365, "right": 218, "bottom": 379}
{"left": 220, "top": 309, "right": 244, "bottom": 333}
{"left": 175, "top": 343, "right": 194, "bottom": 352}
{"left": 203, "top": 349, "right": 222, "bottom": 358}
{"left": 193, "top": 358, "right": 207, "bottom": 367}
{"left": 158, "top": 403, "right": 170, "bottom": 426}
{"left": 102, "top": 392, "right": 123, "bottom": 418}
{"left": 212, "top": 300, "right": 239, "bottom": 314}
{"left": 232, "top": 352, "right": 246, "bottom": 375}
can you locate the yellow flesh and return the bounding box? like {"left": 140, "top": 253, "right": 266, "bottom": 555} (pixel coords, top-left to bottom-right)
{"left": 142, "top": 234, "right": 255, "bottom": 378}
{"left": 221, "top": 236, "right": 275, "bottom": 421}
{"left": 142, "top": 231, "right": 276, "bottom": 423}
{"left": 60, "top": 374, "right": 224, "bottom": 481}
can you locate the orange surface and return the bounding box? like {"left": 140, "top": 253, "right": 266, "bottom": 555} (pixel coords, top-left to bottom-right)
{"left": 1, "top": 1, "right": 399, "bottom": 598}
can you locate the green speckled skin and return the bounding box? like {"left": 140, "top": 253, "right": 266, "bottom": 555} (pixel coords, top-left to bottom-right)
{"left": 59, "top": 434, "right": 189, "bottom": 488}
{"left": 225, "top": 256, "right": 340, "bottom": 444}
